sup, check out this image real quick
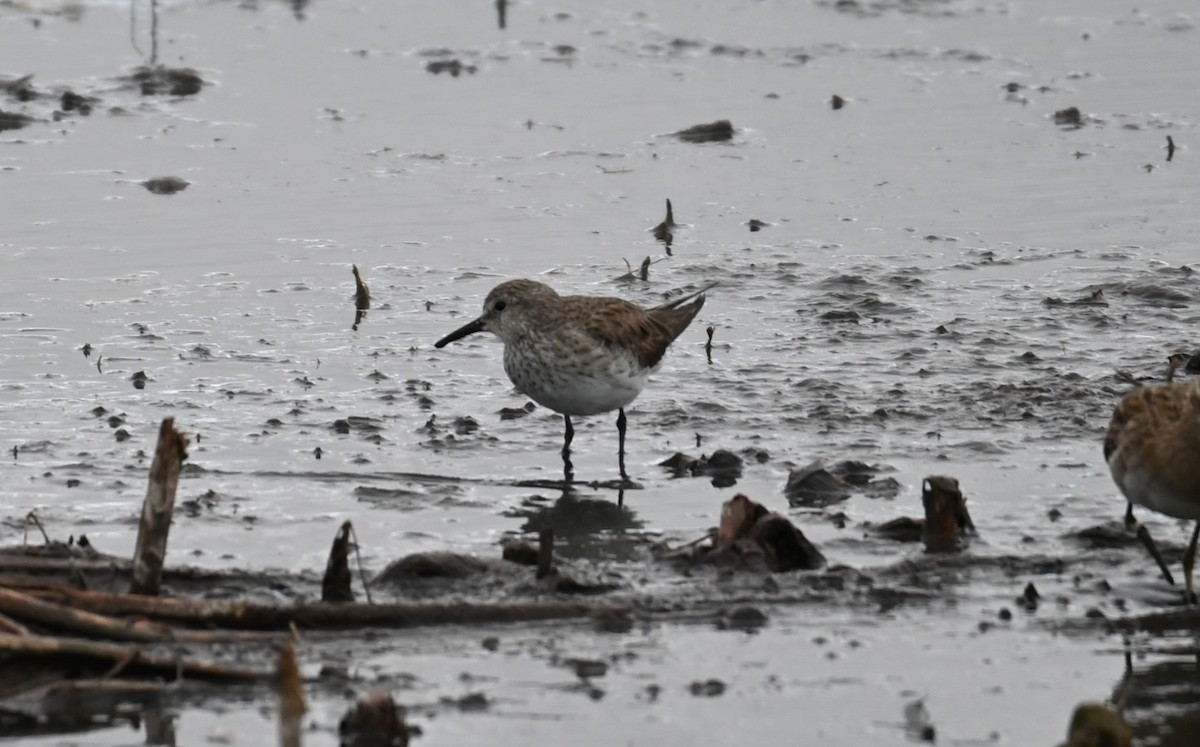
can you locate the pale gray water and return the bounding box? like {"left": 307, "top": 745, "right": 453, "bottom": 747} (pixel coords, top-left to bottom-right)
{"left": 2, "top": 0, "right": 1200, "bottom": 744}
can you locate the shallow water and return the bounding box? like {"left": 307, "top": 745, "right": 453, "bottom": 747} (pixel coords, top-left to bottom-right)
{"left": 2, "top": 0, "right": 1200, "bottom": 744}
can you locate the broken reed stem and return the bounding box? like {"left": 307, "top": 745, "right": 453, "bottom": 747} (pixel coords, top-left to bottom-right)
{"left": 278, "top": 643, "right": 306, "bottom": 747}
{"left": 130, "top": 418, "right": 189, "bottom": 596}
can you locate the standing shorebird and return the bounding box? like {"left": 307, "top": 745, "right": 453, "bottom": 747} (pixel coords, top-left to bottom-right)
{"left": 1104, "top": 354, "right": 1200, "bottom": 602}
{"left": 434, "top": 278, "right": 712, "bottom": 484}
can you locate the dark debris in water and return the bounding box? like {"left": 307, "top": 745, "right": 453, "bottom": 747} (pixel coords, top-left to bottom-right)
{"left": 671, "top": 119, "right": 734, "bottom": 143}
{"left": 0, "top": 109, "right": 35, "bottom": 131}
{"left": 125, "top": 65, "right": 205, "bottom": 97}
{"left": 143, "top": 176, "right": 189, "bottom": 195}
{"left": 659, "top": 448, "right": 744, "bottom": 487}
{"left": 784, "top": 462, "right": 852, "bottom": 506}
{"left": 425, "top": 59, "right": 477, "bottom": 77}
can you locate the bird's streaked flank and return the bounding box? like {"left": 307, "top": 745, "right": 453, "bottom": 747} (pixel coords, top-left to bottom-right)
{"left": 435, "top": 279, "right": 712, "bottom": 485}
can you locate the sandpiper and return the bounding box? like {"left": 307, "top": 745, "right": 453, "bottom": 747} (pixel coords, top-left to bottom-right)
{"left": 434, "top": 278, "right": 712, "bottom": 484}
{"left": 1105, "top": 355, "right": 1200, "bottom": 602}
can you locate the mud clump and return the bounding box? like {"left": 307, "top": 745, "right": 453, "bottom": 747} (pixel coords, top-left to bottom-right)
{"left": 1053, "top": 106, "right": 1084, "bottom": 129}
{"left": 143, "top": 176, "right": 189, "bottom": 195}
{"left": 659, "top": 494, "right": 825, "bottom": 573}
{"left": 128, "top": 65, "right": 204, "bottom": 97}
{"left": 375, "top": 551, "right": 495, "bottom": 582}
{"left": 660, "top": 449, "right": 743, "bottom": 487}
{"left": 672, "top": 119, "right": 734, "bottom": 143}
{"left": 338, "top": 690, "right": 416, "bottom": 747}
{"left": 785, "top": 462, "right": 851, "bottom": 506}
{"left": 0, "top": 109, "right": 34, "bottom": 131}
{"left": 425, "top": 59, "right": 477, "bottom": 77}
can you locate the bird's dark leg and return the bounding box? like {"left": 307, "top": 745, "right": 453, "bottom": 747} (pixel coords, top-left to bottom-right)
{"left": 561, "top": 414, "right": 574, "bottom": 485}
{"left": 616, "top": 408, "right": 629, "bottom": 484}
{"left": 1184, "top": 522, "right": 1199, "bottom": 605}
{"left": 1126, "top": 503, "right": 1176, "bottom": 586}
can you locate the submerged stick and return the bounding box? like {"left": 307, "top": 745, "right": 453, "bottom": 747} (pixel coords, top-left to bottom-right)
{"left": 130, "top": 418, "right": 189, "bottom": 596}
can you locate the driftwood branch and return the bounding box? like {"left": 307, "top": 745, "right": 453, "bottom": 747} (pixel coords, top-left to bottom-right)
{"left": 130, "top": 418, "right": 189, "bottom": 596}
{"left": 0, "top": 631, "right": 270, "bottom": 682}
{"left": 26, "top": 583, "right": 605, "bottom": 630}
{"left": 0, "top": 609, "right": 30, "bottom": 635}
{"left": 0, "top": 586, "right": 174, "bottom": 642}
{"left": 0, "top": 586, "right": 282, "bottom": 643}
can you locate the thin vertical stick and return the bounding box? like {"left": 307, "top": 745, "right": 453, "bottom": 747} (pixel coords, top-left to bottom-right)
{"left": 129, "top": 418, "right": 189, "bottom": 596}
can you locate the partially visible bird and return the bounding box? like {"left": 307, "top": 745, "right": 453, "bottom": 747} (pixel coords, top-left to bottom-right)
{"left": 1062, "top": 702, "right": 1132, "bottom": 747}
{"left": 1105, "top": 353, "right": 1200, "bottom": 602}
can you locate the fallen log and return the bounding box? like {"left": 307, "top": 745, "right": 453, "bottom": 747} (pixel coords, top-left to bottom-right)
{"left": 0, "top": 610, "right": 30, "bottom": 635}
{"left": 0, "top": 587, "right": 174, "bottom": 642}
{"left": 27, "top": 584, "right": 607, "bottom": 630}
{"left": 0, "top": 587, "right": 282, "bottom": 644}
{"left": 0, "top": 632, "right": 270, "bottom": 682}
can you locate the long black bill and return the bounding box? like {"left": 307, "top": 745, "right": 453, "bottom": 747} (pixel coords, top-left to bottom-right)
{"left": 434, "top": 317, "right": 485, "bottom": 348}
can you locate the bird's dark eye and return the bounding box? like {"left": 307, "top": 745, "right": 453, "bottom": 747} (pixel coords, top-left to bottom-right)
{"left": 494, "top": 300, "right": 507, "bottom": 311}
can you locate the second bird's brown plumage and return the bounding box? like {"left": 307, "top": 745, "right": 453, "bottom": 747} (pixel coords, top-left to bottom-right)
{"left": 1105, "top": 365, "right": 1200, "bottom": 601}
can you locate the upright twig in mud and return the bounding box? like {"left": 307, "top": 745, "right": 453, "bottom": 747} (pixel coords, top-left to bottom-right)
{"left": 651, "top": 198, "right": 677, "bottom": 253}
{"left": 352, "top": 265, "right": 370, "bottom": 330}
{"left": 278, "top": 643, "right": 306, "bottom": 747}
{"left": 130, "top": 418, "right": 189, "bottom": 596}
{"left": 352, "top": 264, "right": 371, "bottom": 310}
{"left": 129, "top": 0, "right": 160, "bottom": 65}
{"left": 150, "top": 0, "right": 158, "bottom": 64}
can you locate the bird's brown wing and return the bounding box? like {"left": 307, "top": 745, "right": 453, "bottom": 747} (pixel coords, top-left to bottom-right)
{"left": 584, "top": 300, "right": 678, "bottom": 369}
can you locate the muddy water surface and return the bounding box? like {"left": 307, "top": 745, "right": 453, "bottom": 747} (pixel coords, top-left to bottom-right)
{"left": 3, "top": 0, "right": 1200, "bottom": 744}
